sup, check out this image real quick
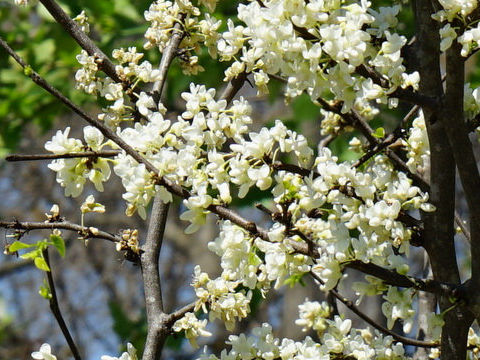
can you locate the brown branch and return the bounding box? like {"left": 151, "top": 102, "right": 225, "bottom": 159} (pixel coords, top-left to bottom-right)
{"left": 38, "top": 0, "right": 123, "bottom": 85}
{"left": 0, "top": 220, "right": 120, "bottom": 243}
{"left": 141, "top": 15, "right": 185, "bottom": 360}
{"left": 150, "top": 15, "right": 186, "bottom": 103}
{"left": 220, "top": 71, "right": 248, "bottom": 103}
{"left": 166, "top": 301, "right": 196, "bottom": 325}
{"left": 310, "top": 271, "right": 438, "bottom": 348}
{"left": 141, "top": 199, "right": 170, "bottom": 360}
{"left": 5, "top": 150, "right": 120, "bottom": 162}
{"left": 43, "top": 249, "right": 82, "bottom": 360}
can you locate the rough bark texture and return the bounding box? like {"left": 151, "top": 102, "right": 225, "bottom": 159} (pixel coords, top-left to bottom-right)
{"left": 415, "top": 1, "right": 472, "bottom": 359}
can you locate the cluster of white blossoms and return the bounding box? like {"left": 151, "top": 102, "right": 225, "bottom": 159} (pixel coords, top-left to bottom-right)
{"left": 33, "top": 0, "right": 480, "bottom": 358}
{"left": 144, "top": 0, "right": 221, "bottom": 73}
{"left": 217, "top": 0, "right": 418, "bottom": 114}
{"left": 405, "top": 111, "right": 430, "bottom": 175}
{"left": 172, "top": 312, "right": 212, "bottom": 347}
{"left": 45, "top": 126, "right": 111, "bottom": 197}
{"left": 198, "top": 321, "right": 408, "bottom": 360}
{"left": 433, "top": 0, "right": 478, "bottom": 22}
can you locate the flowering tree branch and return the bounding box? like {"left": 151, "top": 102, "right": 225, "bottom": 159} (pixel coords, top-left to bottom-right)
{"left": 310, "top": 271, "right": 439, "bottom": 348}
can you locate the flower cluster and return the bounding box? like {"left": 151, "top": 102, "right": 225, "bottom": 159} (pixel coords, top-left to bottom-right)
{"left": 433, "top": 0, "right": 478, "bottom": 22}
{"left": 144, "top": 0, "right": 221, "bottom": 73}
{"left": 295, "top": 300, "right": 332, "bottom": 335}
{"left": 192, "top": 265, "right": 252, "bottom": 331}
{"left": 172, "top": 312, "right": 212, "bottom": 347}
{"left": 45, "top": 127, "right": 111, "bottom": 197}
{"left": 217, "top": 1, "right": 418, "bottom": 113}
{"left": 198, "top": 322, "right": 408, "bottom": 360}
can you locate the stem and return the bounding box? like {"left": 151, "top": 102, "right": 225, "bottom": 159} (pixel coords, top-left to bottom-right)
{"left": 310, "top": 272, "right": 438, "bottom": 348}
{"left": 6, "top": 150, "right": 120, "bottom": 162}
{"left": 43, "top": 249, "right": 82, "bottom": 360}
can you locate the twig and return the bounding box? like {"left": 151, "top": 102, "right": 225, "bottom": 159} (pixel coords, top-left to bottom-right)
{"left": 6, "top": 150, "right": 120, "bottom": 162}
{"left": 166, "top": 301, "right": 196, "bottom": 325}
{"left": 310, "top": 271, "right": 438, "bottom": 348}
{"left": 455, "top": 213, "right": 471, "bottom": 243}
{"left": 0, "top": 220, "right": 120, "bottom": 243}
{"left": 43, "top": 249, "right": 82, "bottom": 360}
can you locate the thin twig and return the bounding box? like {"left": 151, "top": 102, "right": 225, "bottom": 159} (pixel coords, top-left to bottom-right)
{"left": 6, "top": 150, "right": 120, "bottom": 162}
{"left": 166, "top": 301, "right": 196, "bottom": 325}
{"left": 0, "top": 220, "right": 120, "bottom": 243}
{"left": 310, "top": 271, "right": 438, "bottom": 348}
{"left": 455, "top": 213, "right": 471, "bottom": 243}
{"left": 43, "top": 249, "right": 82, "bottom": 360}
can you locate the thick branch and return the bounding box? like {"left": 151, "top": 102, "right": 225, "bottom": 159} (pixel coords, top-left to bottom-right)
{"left": 415, "top": 2, "right": 472, "bottom": 359}
{"left": 141, "top": 16, "right": 185, "bottom": 360}
{"left": 141, "top": 199, "right": 170, "bottom": 360}
{"left": 38, "top": 0, "right": 123, "bottom": 84}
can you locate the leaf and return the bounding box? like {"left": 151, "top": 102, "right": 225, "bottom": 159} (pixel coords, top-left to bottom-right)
{"left": 34, "top": 256, "right": 50, "bottom": 272}
{"left": 373, "top": 127, "right": 385, "bottom": 138}
{"left": 39, "top": 281, "right": 52, "bottom": 300}
{"left": 20, "top": 249, "right": 40, "bottom": 260}
{"left": 50, "top": 234, "right": 65, "bottom": 257}
{"left": 8, "top": 240, "right": 33, "bottom": 252}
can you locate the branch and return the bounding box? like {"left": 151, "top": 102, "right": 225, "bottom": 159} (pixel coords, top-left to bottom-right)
{"left": 0, "top": 35, "right": 159, "bottom": 176}
{"left": 141, "top": 16, "right": 185, "bottom": 360}
{"left": 5, "top": 150, "right": 120, "bottom": 162}
{"left": 220, "top": 71, "right": 248, "bottom": 103}
{"left": 150, "top": 15, "right": 186, "bottom": 103}
{"left": 38, "top": 0, "right": 123, "bottom": 85}
{"left": 0, "top": 220, "right": 120, "bottom": 243}
{"left": 166, "top": 301, "right": 196, "bottom": 325}
{"left": 346, "top": 260, "right": 457, "bottom": 295}
{"left": 43, "top": 249, "right": 82, "bottom": 360}
{"left": 310, "top": 271, "right": 438, "bottom": 348}
{"left": 141, "top": 198, "right": 170, "bottom": 360}
{"left": 0, "top": 259, "right": 33, "bottom": 278}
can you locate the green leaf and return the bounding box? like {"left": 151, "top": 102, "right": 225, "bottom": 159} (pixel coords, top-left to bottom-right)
{"left": 34, "top": 256, "right": 50, "bottom": 272}
{"left": 8, "top": 240, "right": 33, "bottom": 252}
{"left": 373, "top": 127, "right": 385, "bottom": 138}
{"left": 20, "top": 249, "right": 40, "bottom": 260}
{"left": 50, "top": 234, "right": 65, "bottom": 257}
{"left": 284, "top": 273, "right": 306, "bottom": 287}
{"left": 39, "top": 281, "right": 52, "bottom": 300}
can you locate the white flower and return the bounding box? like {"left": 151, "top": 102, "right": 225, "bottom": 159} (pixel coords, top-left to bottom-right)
{"left": 101, "top": 343, "right": 137, "bottom": 360}
{"left": 173, "top": 312, "right": 212, "bottom": 348}
{"left": 31, "top": 344, "right": 57, "bottom": 360}
{"left": 80, "top": 195, "right": 106, "bottom": 214}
